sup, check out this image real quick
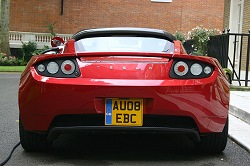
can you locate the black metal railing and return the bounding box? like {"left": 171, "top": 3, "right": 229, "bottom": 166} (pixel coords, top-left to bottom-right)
{"left": 224, "top": 32, "right": 250, "bottom": 86}
{"left": 184, "top": 31, "right": 250, "bottom": 86}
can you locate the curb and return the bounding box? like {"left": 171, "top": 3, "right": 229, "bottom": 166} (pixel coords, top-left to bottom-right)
{"left": 229, "top": 105, "right": 250, "bottom": 125}
{"left": 228, "top": 134, "right": 250, "bottom": 153}
{"left": 228, "top": 114, "right": 250, "bottom": 153}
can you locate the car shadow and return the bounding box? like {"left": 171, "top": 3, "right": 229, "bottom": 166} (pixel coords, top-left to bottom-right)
{"left": 17, "top": 133, "right": 228, "bottom": 165}
{"left": 49, "top": 133, "right": 216, "bottom": 161}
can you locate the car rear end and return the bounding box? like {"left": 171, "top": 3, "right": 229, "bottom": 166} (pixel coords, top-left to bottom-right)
{"left": 18, "top": 28, "right": 230, "bottom": 153}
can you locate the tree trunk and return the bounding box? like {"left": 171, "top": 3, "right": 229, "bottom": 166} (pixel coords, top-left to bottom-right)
{"left": 0, "top": 0, "right": 11, "bottom": 56}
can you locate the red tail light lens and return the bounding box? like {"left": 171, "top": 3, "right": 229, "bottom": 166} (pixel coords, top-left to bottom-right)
{"left": 174, "top": 61, "right": 188, "bottom": 76}
{"left": 61, "top": 60, "right": 75, "bottom": 75}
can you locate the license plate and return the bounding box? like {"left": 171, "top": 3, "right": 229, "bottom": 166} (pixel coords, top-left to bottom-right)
{"left": 105, "top": 98, "right": 143, "bottom": 126}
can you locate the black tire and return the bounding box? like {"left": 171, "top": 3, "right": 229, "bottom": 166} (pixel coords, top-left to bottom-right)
{"left": 196, "top": 118, "right": 228, "bottom": 153}
{"left": 19, "top": 119, "right": 51, "bottom": 152}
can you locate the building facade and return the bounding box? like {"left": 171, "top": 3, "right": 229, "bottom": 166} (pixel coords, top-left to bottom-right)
{"left": 223, "top": 0, "right": 249, "bottom": 34}
{"left": 10, "top": 0, "right": 225, "bottom": 35}
{"left": 224, "top": 0, "right": 250, "bottom": 82}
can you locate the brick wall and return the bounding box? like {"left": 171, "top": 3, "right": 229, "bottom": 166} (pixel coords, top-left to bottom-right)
{"left": 10, "top": 0, "right": 225, "bottom": 35}
{"left": 223, "top": 0, "right": 250, "bottom": 71}
{"left": 223, "top": 0, "right": 230, "bottom": 30}
{"left": 242, "top": 0, "right": 250, "bottom": 34}
{"left": 241, "top": 0, "right": 250, "bottom": 70}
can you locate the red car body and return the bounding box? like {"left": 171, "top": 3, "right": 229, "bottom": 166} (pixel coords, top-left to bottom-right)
{"left": 18, "top": 28, "right": 230, "bottom": 152}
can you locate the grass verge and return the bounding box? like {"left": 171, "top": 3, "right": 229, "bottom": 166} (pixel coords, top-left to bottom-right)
{"left": 230, "top": 85, "right": 250, "bottom": 91}
{"left": 0, "top": 66, "right": 25, "bottom": 72}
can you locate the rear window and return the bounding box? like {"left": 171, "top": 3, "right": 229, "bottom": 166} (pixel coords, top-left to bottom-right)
{"left": 74, "top": 36, "right": 174, "bottom": 53}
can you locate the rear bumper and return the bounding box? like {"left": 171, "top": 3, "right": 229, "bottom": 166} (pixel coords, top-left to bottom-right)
{"left": 47, "top": 126, "right": 201, "bottom": 142}
{"left": 19, "top": 68, "right": 230, "bottom": 134}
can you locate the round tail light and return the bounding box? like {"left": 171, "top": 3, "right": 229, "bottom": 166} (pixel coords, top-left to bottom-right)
{"left": 204, "top": 66, "right": 212, "bottom": 74}
{"left": 61, "top": 60, "right": 75, "bottom": 75}
{"left": 37, "top": 64, "right": 45, "bottom": 72}
{"left": 174, "top": 61, "right": 188, "bottom": 76}
{"left": 190, "top": 63, "right": 202, "bottom": 76}
{"left": 47, "top": 62, "right": 59, "bottom": 74}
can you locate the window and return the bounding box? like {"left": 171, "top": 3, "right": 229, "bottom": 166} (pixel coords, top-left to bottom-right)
{"left": 151, "top": 0, "right": 172, "bottom": 2}
{"left": 75, "top": 36, "right": 174, "bottom": 53}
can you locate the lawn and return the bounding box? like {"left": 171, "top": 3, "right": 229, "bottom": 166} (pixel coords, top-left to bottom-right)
{"left": 0, "top": 66, "right": 25, "bottom": 72}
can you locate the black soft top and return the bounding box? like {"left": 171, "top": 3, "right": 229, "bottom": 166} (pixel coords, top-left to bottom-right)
{"left": 72, "top": 27, "right": 176, "bottom": 42}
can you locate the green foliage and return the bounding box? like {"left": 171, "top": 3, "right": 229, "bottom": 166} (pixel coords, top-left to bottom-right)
{"left": 46, "top": 22, "right": 56, "bottom": 37}
{"left": 33, "top": 45, "right": 50, "bottom": 55}
{"left": 0, "top": 53, "right": 21, "bottom": 66}
{"left": 20, "top": 41, "right": 50, "bottom": 65}
{"left": 173, "top": 31, "right": 186, "bottom": 44}
{"left": 20, "top": 41, "right": 37, "bottom": 64}
{"left": 188, "top": 26, "right": 220, "bottom": 55}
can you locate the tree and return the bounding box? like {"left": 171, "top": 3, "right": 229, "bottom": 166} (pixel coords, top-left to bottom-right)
{"left": 0, "top": 0, "right": 11, "bottom": 56}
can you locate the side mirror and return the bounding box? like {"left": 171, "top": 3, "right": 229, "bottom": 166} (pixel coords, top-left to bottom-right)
{"left": 51, "top": 37, "right": 65, "bottom": 47}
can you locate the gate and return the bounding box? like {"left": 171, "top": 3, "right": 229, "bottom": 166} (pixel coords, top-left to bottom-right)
{"left": 207, "top": 32, "right": 250, "bottom": 86}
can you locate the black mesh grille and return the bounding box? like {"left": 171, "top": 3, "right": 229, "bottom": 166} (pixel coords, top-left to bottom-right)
{"left": 49, "top": 114, "right": 198, "bottom": 130}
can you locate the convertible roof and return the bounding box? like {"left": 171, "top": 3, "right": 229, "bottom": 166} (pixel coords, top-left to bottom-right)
{"left": 72, "top": 27, "right": 176, "bottom": 42}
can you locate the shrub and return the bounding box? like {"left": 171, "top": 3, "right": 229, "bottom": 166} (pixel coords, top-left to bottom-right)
{"left": 34, "top": 45, "right": 50, "bottom": 55}
{"left": 0, "top": 53, "right": 21, "bottom": 66}
{"left": 20, "top": 41, "right": 37, "bottom": 63}
{"left": 187, "top": 26, "right": 221, "bottom": 55}
{"left": 174, "top": 31, "right": 186, "bottom": 44}
{"left": 20, "top": 41, "right": 50, "bottom": 65}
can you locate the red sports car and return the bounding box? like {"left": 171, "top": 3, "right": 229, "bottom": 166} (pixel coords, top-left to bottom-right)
{"left": 18, "top": 27, "right": 230, "bottom": 153}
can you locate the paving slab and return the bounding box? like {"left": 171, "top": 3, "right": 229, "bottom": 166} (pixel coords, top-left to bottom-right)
{"left": 230, "top": 91, "right": 250, "bottom": 125}
{"left": 228, "top": 114, "right": 250, "bottom": 153}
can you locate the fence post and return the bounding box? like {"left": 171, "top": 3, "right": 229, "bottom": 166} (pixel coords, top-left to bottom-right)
{"left": 245, "top": 31, "right": 250, "bottom": 86}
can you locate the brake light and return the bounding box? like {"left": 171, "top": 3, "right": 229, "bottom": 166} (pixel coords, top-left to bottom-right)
{"left": 174, "top": 61, "right": 188, "bottom": 76}
{"left": 61, "top": 60, "right": 75, "bottom": 75}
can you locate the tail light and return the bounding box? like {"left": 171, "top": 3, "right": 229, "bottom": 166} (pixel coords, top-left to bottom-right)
{"left": 174, "top": 61, "right": 189, "bottom": 76}
{"left": 37, "top": 64, "right": 45, "bottom": 72}
{"left": 190, "top": 63, "right": 202, "bottom": 76}
{"left": 47, "top": 62, "right": 59, "bottom": 74}
{"left": 61, "top": 60, "right": 76, "bottom": 75}
{"left": 170, "top": 60, "right": 214, "bottom": 79}
{"left": 35, "top": 59, "right": 80, "bottom": 78}
{"left": 204, "top": 66, "right": 212, "bottom": 74}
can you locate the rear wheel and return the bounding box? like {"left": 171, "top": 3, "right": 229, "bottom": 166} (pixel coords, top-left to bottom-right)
{"left": 196, "top": 118, "right": 228, "bottom": 153}
{"left": 19, "top": 119, "right": 52, "bottom": 152}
